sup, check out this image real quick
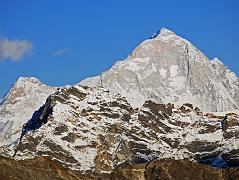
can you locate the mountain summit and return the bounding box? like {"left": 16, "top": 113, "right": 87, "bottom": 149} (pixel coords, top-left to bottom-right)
{"left": 0, "top": 29, "right": 238, "bottom": 178}
{"left": 80, "top": 28, "right": 239, "bottom": 112}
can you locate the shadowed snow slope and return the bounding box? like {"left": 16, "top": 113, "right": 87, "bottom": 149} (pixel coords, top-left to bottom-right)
{"left": 80, "top": 28, "right": 239, "bottom": 112}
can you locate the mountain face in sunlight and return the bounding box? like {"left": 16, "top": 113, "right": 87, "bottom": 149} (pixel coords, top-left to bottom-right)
{"left": 0, "top": 29, "right": 238, "bottom": 179}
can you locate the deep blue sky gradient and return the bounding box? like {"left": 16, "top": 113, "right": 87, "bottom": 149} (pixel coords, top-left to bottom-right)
{"left": 0, "top": 0, "right": 239, "bottom": 97}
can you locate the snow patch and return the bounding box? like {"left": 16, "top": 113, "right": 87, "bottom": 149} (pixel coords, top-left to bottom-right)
{"left": 159, "top": 68, "right": 167, "bottom": 78}
{"left": 170, "top": 65, "right": 179, "bottom": 77}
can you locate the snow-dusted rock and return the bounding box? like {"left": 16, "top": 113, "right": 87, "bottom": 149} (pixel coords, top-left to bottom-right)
{"left": 80, "top": 28, "right": 239, "bottom": 112}
{"left": 10, "top": 85, "right": 239, "bottom": 175}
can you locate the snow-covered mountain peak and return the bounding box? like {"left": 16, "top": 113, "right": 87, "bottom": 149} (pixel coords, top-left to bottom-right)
{"left": 2, "top": 77, "right": 49, "bottom": 106}
{"left": 129, "top": 28, "right": 208, "bottom": 65}
{"left": 14, "top": 77, "right": 42, "bottom": 87}
{"left": 149, "top": 28, "right": 176, "bottom": 39}
{"left": 80, "top": 30, "right": 239, "bottom": 112}
{"left": 0, "top": 29, "right": 238, "bottom": 177}
{"left": 0, "top": 77, "right": 57, "bottom": 149}
{"left": 158, "top": 27, "right": 176, "bottom": 37}
{"left": 150, "top": 28, "right": 187, "bottom": 44}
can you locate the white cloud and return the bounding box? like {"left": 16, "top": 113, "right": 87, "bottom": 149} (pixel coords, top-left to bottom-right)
{"left": 53, "top": 48, "right": 70, "bottom": 57}
{"left": 0, "top": 38, "right": 33, "bottom": 61}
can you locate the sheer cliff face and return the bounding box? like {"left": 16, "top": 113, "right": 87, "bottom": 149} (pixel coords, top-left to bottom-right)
{"left": 0, "top": 77, "right": 56, "bottom": 148}
{"left": 80, "top": 28, "right": 239, "bottom": 112}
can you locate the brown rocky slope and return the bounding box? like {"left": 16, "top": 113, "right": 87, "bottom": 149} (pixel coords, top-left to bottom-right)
{"left": 1, "top": 156, "right": 239, "bottom": 180}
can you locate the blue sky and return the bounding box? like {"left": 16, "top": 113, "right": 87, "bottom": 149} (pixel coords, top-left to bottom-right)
{"left": 0, "top": 0, "right": 239, "bottom": 97}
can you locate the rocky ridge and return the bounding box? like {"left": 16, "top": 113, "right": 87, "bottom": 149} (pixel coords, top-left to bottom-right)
{"left": 9, "top": 84, "right": 239, "bottom": 176}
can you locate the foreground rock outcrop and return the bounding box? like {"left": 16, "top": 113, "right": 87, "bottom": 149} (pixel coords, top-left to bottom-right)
{"left": 0, "top": 156, "right": 80, "bottom": 180}
{"left": 1, "top": 156, "right": 239, "bottom": 180}
{"left": 112, "top": 159, "right": 239, "bottom": 180}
